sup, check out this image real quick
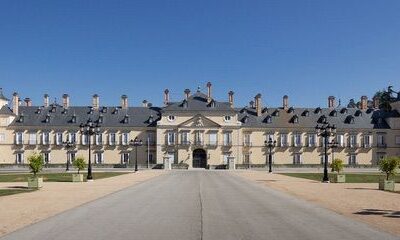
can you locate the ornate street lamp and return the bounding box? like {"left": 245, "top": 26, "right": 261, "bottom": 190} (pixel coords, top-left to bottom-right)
{"left": 130, "top": 137, "right": 143, "bottom": 172}
{"left": 79, "top": 119, "right": 101, "bottom": 180}
{"left": 63, "top": 140, "right": 75, "bottom": 171}
{"left": 316, "top": 120, "right": 336, "bottom": 182}
{"left": 264, "top": 138, "right": 276, "bottom": 173}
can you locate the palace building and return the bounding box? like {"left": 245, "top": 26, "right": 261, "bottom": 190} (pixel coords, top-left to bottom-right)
{"left": 0, "top": 83, "right": 399, "bottom": 169}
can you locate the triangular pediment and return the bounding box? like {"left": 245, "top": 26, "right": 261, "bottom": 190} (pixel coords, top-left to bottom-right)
{"left": 178, "top": 114, "right": 221, "bottom": 128}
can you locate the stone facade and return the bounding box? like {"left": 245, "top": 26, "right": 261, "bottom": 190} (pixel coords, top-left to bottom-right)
{"left": 0, "top": 84, "right": 399, "bottom": 168}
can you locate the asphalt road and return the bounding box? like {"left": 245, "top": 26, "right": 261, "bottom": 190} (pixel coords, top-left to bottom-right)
{"left": 1, "top": 171, "right": 397, "bottom": 240}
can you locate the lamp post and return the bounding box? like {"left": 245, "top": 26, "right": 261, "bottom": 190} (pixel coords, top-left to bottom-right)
{"left": 130, "top": 137, "right": 143, "bottom": 172}
{"left": 79, "top": 119, "right": 101, "bottom": 181}
{"left": 329, "top": 139, "right": 338, "bottom": 163}
{"left": 264, "top": 138, "right": 276, "bottom": 173}
{"left": 315, "top": 120, "right": 336, "bottom": 182}
{"left": 63, "top": 140, "right": 75, "bottom": 171}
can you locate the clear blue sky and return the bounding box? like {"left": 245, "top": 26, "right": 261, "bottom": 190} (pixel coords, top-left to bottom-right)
{"left": 0, "top": 0, "right": 399, "bottom": 108}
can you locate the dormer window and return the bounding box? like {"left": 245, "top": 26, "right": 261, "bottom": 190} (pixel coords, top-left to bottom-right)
{"left": 314, "top": 107, "right": 322, "bottom": 114}
{"left": 318, "top": 115, "right": 327, "bottom": 123}
{"left": 71, "top": 114, "right": 77, "bottom": 123}
{"left": 302, "top": 110, "right": 309, "bottom": 117}
{"left": 291, "top": 115, "right": 299, "bottom": 123}
{"left": 224, "top": 116, "right": 231, "bottom": 122}
{"left": 62, "top": 108, "right": 68, "bottom": 114}
{"left": 181, "top": 99, "right": 188, "bottom": 108}
{"left": 241, "top": 115, "right": 249, "bottom": 123}
{"left": 148, "top": 115, "right": 154, "bottom": 124}
{"left": 265, "top": 115, "right": 272, "bottom": 123}
{"left": 112, "top": 108, "right": 118, "bottom": 114}
{"left": 208, "top": 100, "right": 216, "bottom": 108}
{"left": 288, "top": 107, "right": 295, "bottom": 113}
{"left": 101, "top": 107, "right": 107, "bottom": 113}
{"left": 273, "top": 109, "right": 279, "bottom": 117}
{"left": 122, "top": 115, "right": 129, "bottom": 124}
{"left": 262, "top": 108, "right": 268, "bottom": 114}
{"left": 340, "top": 108, "right": 348, "bottom": 114}
{"left": 355, "top": 110, "right": 362, "bottom": 116}
{"left": 50, "top": 106, "right": 56, "bottom": 113}
{"left": 36, "top": 107, "right": 41, "bottom": 114}
{"left": 98, "top": 115, "right": 103, "bottom": 124}
{"left": 346, "top": 115, "right": 355, "bottom": 124}
{"left": 44, "top": 114, "right": 50, "bottom": 123}
{"left": 240, "top": 108, "right": 247, "bottom": 114}
{"left": 18, "top": 114, "right": 24, "bottom": 123}
{"left": 88, "top": 107, "right": 94, "bottom": 114}
{"left": 167, "top": 115, "right": 176, "bottom": 122}
{"left": 330, "top": 110, "right": 337, "bottom": 117}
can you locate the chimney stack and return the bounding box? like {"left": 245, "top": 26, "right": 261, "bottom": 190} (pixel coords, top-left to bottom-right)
{"left": 255, "top": 93, "right": 262, "bottom": 116}
{"left": 121, "top": 95, "right": 128, "bottom": 109}
{"left": 373, "top": 96, "right": 380, "bottom": 109}
{"left": 44, "top": 94, "right": 49, "bottom": 107}
{"left": 92, "top": 94, "right": 99, "bottom": 109}
{"left": 228, "top": 91, "right": 234, "bottom": 107}
{"left": 12, "top": 92, "right": 19, "bottom": 115}
{"left": 283, "top": 95, "right": 289, "bottom": 110}
{"left": 184, "top": 89, "right": 191, "bottom": 100}
{"left": 249, "top": 101, "right": 255, "bottom": 108}
{"left": 62, "top": 94, "right": 70, "bottom": 109}
{"left": 142, "top": 100, "right": 148, "bottom": 107}
{"left": 360, "top": 96, "right": 368, "bottom": 110}
{"left": 164, "top": 89, "right": 170, "bottom": 106}
{"left": 207, "top": 82, "right": 212, "bottom": 103}
{"left": 328, "top": 96, "right": 336, "bottom": 109}
{"left": 24, "top": 98, "right": 32, "bottom": 107}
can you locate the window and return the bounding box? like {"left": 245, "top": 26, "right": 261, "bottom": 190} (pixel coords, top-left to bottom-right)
{"left": 396, "top": 136, "right": 400, "bottom": 145}
{"left": 109, "top": 133, "right": 116, "bottom": 146}
{"left": 336, "top": 134, "right": 344, "bottom": 147}
{"left": 55, "top": 132, "right": 63, "bottom": 145}
{"left": 280, "top": 133, "right": 288, "bottom": 147}
{"left": 349, "top": 135, "right": 357, "bottom": 148}
{"left": 147, "top": 132, "right": 155, "bottom": 145}
{"left": 121, "top": 133, "right": 129, "bottom": 146}
{"left": 293, "top": 153, "right": 302, "bottom": 165}
{"left": 223, "top": 132, "right": 232, "bottom": 146}
{"left": 209, "top": 132, "right": 217, "bottom": 146}
{"left": 243, "top": 154, "right": 250, "bottom": 165}
{"left": 293, "top": 133, "right": 302, "bottom": 147}
{"left": 224, "top": 116, "right": 231, "bottom": 122}
{"left": 67, "top": 152, "right": 75, "bottom": 164}
{"left": 308, "top": 134, "right": 316, "bottom": 147}
{"left": 29, "top": 133, "right": 37, "bottom": 145}
{"left": 349, "top": 154, "right": 357, "bottom": 165}
{"left": 15, "top": 132, "right": 23, "bottom": 145}
{"left": 42, "top": 132, "right": 50, "bottom": 145}
{"left": 43, "top": 152, "right": 50, "bottom": 164}
{"left": 194, "top": 131, "right": 204, "bottom": 145}
{"left": 266, "top": 134, "right": 275, "bottom": 142}
{"left": 16, "top": 153, "right": 24, "bottom": 164}
{"left": 95, "top": 152, "right": 104, "bottom": 164}
{"left": 180, "top": 131, "right": 190, "bottom": 145}
{"left": 121, "top": 153, "right": 129, "bottom": 164}
{"left": 244, "top": 133, "right": 251, "bottom": 146}
{"left": 95, "top": 133, "right": 103, "bottom": 145}
{"left": 377, "top": 134, "right": 385, "bottom": 147}
{"left": 223, "top": 154, "right": 230, "bottom": 164}
{"left": 167, "top": 132, "right": 176, "bottom": 145}
{"left": 0, "top": 133, "right": 5, "bottom": 142}
{"left": 68, "top": 132, "right": 76, "bottom": 144}
{"left": 363, "top": 135, "right": 372, "bottom": 148}
{"left": 167, "top": 115, "right": 175, "bottom": 122}
{"left": 81, "top": 134, "right": 88, "bottom": 145}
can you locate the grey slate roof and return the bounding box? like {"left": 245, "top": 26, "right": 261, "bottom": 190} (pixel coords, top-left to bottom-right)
{"left": 0, "top": 105, "right": 14, "bottom": 115}
{"left": 162, "top": 91, "right": 234, "bottom": 113}
{"left": 237, "top": 106, "right": 399, "bottom": 130}
{"left": 10, "top": 105, "right": 161, "bottom": 128}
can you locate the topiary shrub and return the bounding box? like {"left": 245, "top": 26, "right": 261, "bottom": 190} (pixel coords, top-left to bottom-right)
{"left": 73, "top": 157, "right": 86, "bottom": 174}
{"left": 330, "top": 159, "right": 344, "bottom": 174}
{"left": 379, "top": 156, "right": 400, "bottom": 180}
{"left": 28, "top": 153, "right": 44, "bottom": 177}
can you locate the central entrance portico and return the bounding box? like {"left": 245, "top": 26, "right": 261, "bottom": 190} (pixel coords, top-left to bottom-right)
{"left": 192, "top": 149, "right": 207, "bottom": 168}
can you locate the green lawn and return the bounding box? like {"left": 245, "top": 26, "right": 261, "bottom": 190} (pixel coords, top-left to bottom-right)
{"left": 0, "top": 172, "right": 128, "bottom": 182}
{"left": 0, "top": 189, "right": 36, "bottom": 197}
{"left": 280, "top": 173, "right": 400, "bottom": 183}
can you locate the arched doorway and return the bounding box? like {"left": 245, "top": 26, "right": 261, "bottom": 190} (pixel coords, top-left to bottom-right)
{"left": 193, "top": 149, "right": 207, "bottom": 168}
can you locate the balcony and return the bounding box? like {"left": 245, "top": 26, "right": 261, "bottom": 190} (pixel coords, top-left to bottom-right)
{"left": 193, "top": 140, "right": 204, "bottom": 146}
{"left": 243, "top": 142, "right": 252, "bottom": 147}
{"left": 180, "top": 141, "right": 191, "bottom": 146}
{"left": 222, "top": 141, "right": 232, "bottom": 147}
{"left": 377, "top": 143, "right": 387, "bottom": 148}
{"left": 207, "top": 142, "right": 218, "bottom": 147}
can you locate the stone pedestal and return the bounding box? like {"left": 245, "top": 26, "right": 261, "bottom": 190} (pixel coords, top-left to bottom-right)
{"left": 228, "top": 156, "right": 235, "bottom": 170}
{"left": 163, "top": 156, "right": 172, "bottom": 170}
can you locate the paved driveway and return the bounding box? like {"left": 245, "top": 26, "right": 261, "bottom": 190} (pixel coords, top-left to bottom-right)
{"left": 1, "top": 171, "right": 397, "bottom": 240}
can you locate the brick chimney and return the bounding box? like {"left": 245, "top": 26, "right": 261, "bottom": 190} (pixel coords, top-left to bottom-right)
{"left": 44, "top": 94, "right": 49, "bottom": 107}
{"left": 12, "top": 92, "right": 19, "bottom": 115}
{"left": 92, "top": 94, "right": 99, "bottom": 110}
{"left": 121, "top": 95, "right": 128, "bottom": 109}
{"left": 228, "top": 91, "right": 234, "bottom": 107}
{"left": 373, "top": 96, "right": 380, "bottom": 109}
{"left": 255, "top": 93, "right": 262, "bottom": 116}
{"left": 62, "top": 94, "right": 70, "bottom": 109}
{"left": 207, "top": 82, "right": 212, "bottom": 103}
{"left": 283, "top": 95, "right": 289, "bottom": 110}
{"left": 164, "top": 89, "right": 170, "bottom": 106}
{"left": 24, "top": 98, "right": 32, "bottom": 107}
{"left": 360, "top": 96, "right": 368, "bottom": 110}
{"left": 184, "top": 89, "right": 191, "bottom": 100}
{"left": 328, "top": 96, "right": 336, "bottom": 109}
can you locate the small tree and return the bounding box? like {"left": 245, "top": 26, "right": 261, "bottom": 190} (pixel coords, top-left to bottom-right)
{"left": 28, "top": 153, "right": 44, "bottom": 177}
{"left": 72, "top": 157, "right": 86, "bottom": 174}
{"left": 330, "top": 159, "right": 344, "bottom": 174}
{"left": 379, "top": 156, "right": 400, "bottom": 180}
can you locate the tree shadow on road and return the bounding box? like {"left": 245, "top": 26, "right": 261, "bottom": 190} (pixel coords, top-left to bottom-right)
{"left": 354, "top": 209, "right": 400, "bottom": 218}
